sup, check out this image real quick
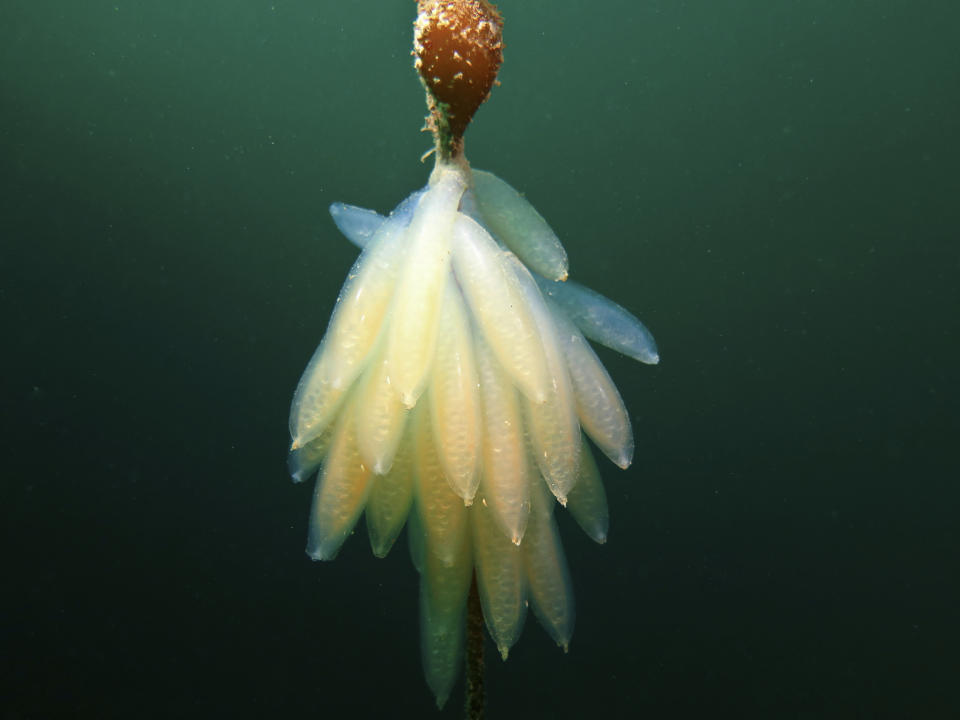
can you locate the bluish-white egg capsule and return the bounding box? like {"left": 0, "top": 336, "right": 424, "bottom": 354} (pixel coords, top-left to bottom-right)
{"left": 365, "top": 422, "right": 416, "bottom": 558}
{"left": 471, "top": 496, "right": 527, "bottom": 660}
{"left": 429, "top": 279, "right": 481, "bottom": 504}
{"left": 565, "top": 438, "right": 610, "bottom": 544}
{"left": 510, "top": 256, "right": 581, "bottom": 504}
{"left": 385, "top": 168, "right": 466, "bottom": 408}
{"left": 306, "top": 403, "right": 373, "bottom": 561}
{"left": 523, "top": 479, "right": 575, "bottom": 650}
{"left": 536, "top": 277, "right": 660, "bottom": 365}
{"left": 354, "top": 339, "right": 409, "bottom": 476}
{"left": 451, "top": 212, "right": 549, "bottom": 404}
{"left": 471, "top": 169, "right": 569, "bottom": 282}
{"left": 419, "top": 526, "right": 472, "bottom": 708}
{"left": 414, "top": 405, "right": 470, "bottom": 567}
{"left": 549, "top": 303, "right": 634, "bottom": 469}
{"left": 290, "top": 208, "right": 413, "bottom": 449}
{"left": 474, "top": 336, "right": 531, "bottom": 545}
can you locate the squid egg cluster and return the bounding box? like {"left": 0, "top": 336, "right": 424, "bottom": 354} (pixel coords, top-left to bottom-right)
{"left": 288, "top": 161, "right": 657, "bottom": 706}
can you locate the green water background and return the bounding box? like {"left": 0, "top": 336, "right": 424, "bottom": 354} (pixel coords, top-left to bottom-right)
{"left": 2, "top": 0, "right": 957, "bottom": 717}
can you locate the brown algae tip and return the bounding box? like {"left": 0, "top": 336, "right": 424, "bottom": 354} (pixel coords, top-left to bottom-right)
{"left": 414, "top": 0, "right": 504, "bottom": 153}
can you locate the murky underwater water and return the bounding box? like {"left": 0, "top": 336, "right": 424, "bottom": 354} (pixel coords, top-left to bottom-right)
{"left": 2, "top": 1, "right": 958, "bottom": 717}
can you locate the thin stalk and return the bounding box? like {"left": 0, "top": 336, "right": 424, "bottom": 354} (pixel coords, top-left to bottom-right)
{"left": 465, "top": 571, "right": 485, "bottom": 719}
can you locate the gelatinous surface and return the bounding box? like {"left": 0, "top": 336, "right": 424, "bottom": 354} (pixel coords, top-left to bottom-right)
{"left": 429, "top": 279, "right": 481, "bottom": 503}
{"left": 537, "top": 276, "right": 660, "bottom": 365}
{"left": 472, "top": 169, "right": 569, "bottom": 281}
{"left": 365, "top": 429, "right": 415, "bottom": 558}
{"left": 385, "top": 167, "right": 466, "bottom": 408}
{"left": 290, "top": 208, "right": 414, "bottom": 449}
{"left": 471, "top": 496, "right": 526, "bottom": 660}
{"left": 415, "top": 405, "right": 470, "bottom": 567}
{"left": 523, "top": 480, "right": 575, "bottom": 649}
{"left": 566, "top": 438, "right": 610, "bottom": 545}
{"left": 293, "top": 158, "right": 657, "bottom": 705}
{"left": 550, "top": 302, "right": 635, "bottom": 469}
{"left": 512, "top": 257, "right": 580, "bottom": 504}
{"left": 451, "top": 212, "right": 549, "bottom": 403}
{"left": 474, "top": 336, "right": 531, "bottom": 545}
{"left": 419, "top": 526, "right": 472, "bottom": 707}
{"left": 306, "top": 402, "right": 373, "bottom": 561}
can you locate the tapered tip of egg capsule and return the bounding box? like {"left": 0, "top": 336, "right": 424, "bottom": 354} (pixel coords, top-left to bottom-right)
{"left": 414, "top": 0, "right": 503, "bottom": 152}
{"left": 498, "top": 644, "right": 510, "bottom": 661}
{"left": 306, "top": 546, "right": 336, "bottom": 562}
